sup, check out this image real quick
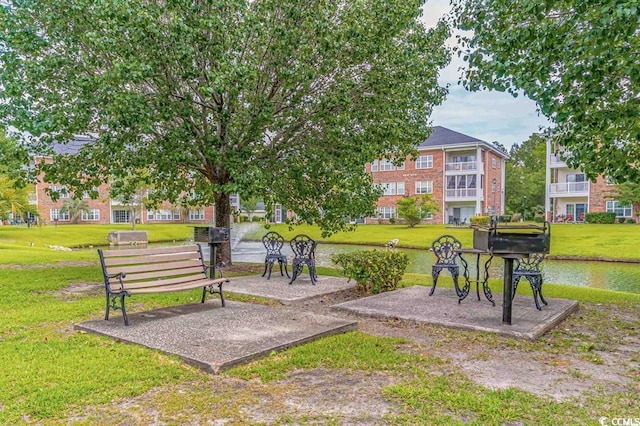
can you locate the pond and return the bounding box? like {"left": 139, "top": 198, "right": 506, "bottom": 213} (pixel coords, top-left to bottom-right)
{"left": 229, "top": 241, "right": 640, "bottom": 295}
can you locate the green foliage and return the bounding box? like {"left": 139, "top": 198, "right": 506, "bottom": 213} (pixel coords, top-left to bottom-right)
{"left": 396, "top": 194, "right": 439, "bottom": 227}
{"left": 626, "top": 218, "right": 635, "bottom": 224}
{"left": 0, "top": 0, "right": 450, "bottom": 239}
{"left": 584, "top": 212, "right": 616, "bottom": 224}
{"left": 60, "top": 198, "right": 89, "bottom": 224}
{"left": 504, "top": 134, "right": 546, "bottom": 216}
{"left": 0, "top": 130, "right": 29, "bottom": 182}
{"left": 0, "top": 175, "right": 38, "bottom": 221}
{"left": 534, "top": 216, "right": 545, "bottom": 223}
{"left": 470, "top": 216, "right": 490, "bottom": 226}
{"left": 452, "top": 0, "right": 640, "bottom": 183}
{"left": 332, "top": 249, "right": 409, "bottom": 294}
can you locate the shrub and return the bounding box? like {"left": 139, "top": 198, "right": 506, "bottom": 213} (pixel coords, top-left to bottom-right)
{"left": 332, "top": 249, "right": 409, "bottom": 294}
{"left": 534, "top": 215, "right": 545, "bottom": 223}
{"left": 470, "top": 215, "right": 491, "bottom": 226}
{"left": 389, "top": 217, "right": 396, "bottom": 224}
{"left": 584, "top": 212, "right": 616, "bottom": 224}
{"left": 510, "top": 213, "right": 522, "bottom": 222}
{"left": 627, "top": 218, "right": 636, "bottom": 224}
{"left": 499, "top": 215, "right": 511, "bottom": 223}
{"left": 618, "top": 217, "right": 626, "bottom": 224}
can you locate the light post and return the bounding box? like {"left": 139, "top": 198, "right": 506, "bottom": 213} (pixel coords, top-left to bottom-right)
{"left": 523, "top": 196, "right": 527, "bottom": 222}
{"left": 491, "top": 178, "right": 497, "bottom": 219}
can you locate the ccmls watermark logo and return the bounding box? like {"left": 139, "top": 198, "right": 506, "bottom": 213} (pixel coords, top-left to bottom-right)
{"left": 599, "top": 417, "right": 640, "bottom": 426}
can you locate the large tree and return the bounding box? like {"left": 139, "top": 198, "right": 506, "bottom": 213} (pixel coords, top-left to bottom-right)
{"left": 505, "top": 133, "right": 546, "bottom": 218}
{"left": 0, "top": 0, "right": 449, "bottom": 262}
{"left": 452, "top": 0, "right": 640, "bottom": 183}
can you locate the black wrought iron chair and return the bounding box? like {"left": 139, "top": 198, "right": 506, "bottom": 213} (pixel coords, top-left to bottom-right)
{"left": 261, "top": 231, "right": 290, "bottom": 280}
{"left": 289, "top": 234, "right": 318, "bottom": 285}
{"left": 430, "top": 235, "right": 463, "bottom": 297}
{"left": 512, "top": 253, "right": 547, "bottom": 310}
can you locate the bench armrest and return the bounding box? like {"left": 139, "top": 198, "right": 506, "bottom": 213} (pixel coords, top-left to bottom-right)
{"left": 106, "top": 272, "right": 128, "bottom": 293}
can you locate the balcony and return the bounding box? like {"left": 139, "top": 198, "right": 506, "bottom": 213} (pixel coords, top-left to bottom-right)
{"left": 445, "top": 161, "right": 478, "bottom": 173}
{"left": 548, "top": 154, "right": 568, "bottom": 168}
{"left": 548, "top": 182, "right": 589, "bottom": 197}
{"left": 445, "top": 188, "right": 478, "bottom": 200}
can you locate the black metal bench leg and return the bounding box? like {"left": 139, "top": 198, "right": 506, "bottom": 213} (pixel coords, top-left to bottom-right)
{"left": 105, "top": 294, "right": 111, "bottom": 320}
{"left": 120, "top": 294, "right": 129, "bottom": 326}
{"left": 538, "top": 280, "right": 548, "bottom": 306}
{"left": 261, "top": 260, "right": 269, "bottom": 278}
{"left": 201, "top": 287, "right": 207, "bottom": 303}
{"left": 218, "top": 283, "right": 226, "bottom": 307}
{"left": 309, "top": 263, "right": 317, "bottom": 285}
{"left": 283, "top": 261, "right": 290, "bottom": 278}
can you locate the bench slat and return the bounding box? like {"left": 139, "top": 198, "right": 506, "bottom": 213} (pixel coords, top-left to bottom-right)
{"left": 100, "top": 245, "right": 201, "bottom": 258}
{"left": 103, "top": 251, "right": 203, "bottom": 267}
{"left": 127, "top": 278, "right": 227, "bottom": 294}
{"left": 116, "top": 274, "right": 212, "bottom": 291}
{"left": 108, "top": 265, "right": 206, "bottom": 285}
{"left": 108, "top": 259, "right": 204, "bottom": 276}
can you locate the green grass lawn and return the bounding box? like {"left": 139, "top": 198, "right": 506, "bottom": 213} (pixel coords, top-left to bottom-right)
{"left": 0, "top": 223, "right": 638, "bottom": 422}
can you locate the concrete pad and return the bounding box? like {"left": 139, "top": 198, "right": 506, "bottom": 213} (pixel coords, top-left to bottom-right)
{"left": 226, "top": 274, "right": 357, "bottom": 304}
{"left": 75, "top": 301, "right": 357, "bottom": 373}
{"left": 331, "top": 286, "right": 579, "bottom": 340}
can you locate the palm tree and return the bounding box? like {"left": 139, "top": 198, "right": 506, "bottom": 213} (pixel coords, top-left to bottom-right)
{"left": 60, "top": 198, "right": 90, "bottom": 224}
{"left": 0, "top": 175, "right": 38, "bottom": 223}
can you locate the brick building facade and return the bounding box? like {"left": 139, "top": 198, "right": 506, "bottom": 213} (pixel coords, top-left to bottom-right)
{"left": 367, "top": 126, "right": 508, "bottom": 224}
{"left": 545, "top": 141, "right": 630, "bottom": 222}
{"left": 28, "top": 138, "right": 225, "bottom": 225}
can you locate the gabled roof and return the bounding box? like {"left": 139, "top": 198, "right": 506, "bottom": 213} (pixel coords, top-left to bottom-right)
{"left": 419, "top": 126, "right": 507, "bottom": 157}
{"left": 50, "top": 135, "right": 94, "bottom": 155}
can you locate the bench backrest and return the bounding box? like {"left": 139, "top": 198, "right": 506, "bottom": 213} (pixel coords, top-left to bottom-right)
{"left": 432, "top": 234, "right": 462, "bottom": 266}
{"left": 98, "top": 244, "right": 209, "bottom": 292}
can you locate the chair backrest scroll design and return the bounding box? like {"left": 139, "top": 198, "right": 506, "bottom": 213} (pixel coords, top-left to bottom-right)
{"left": 431, "top": 235, "right": 462, "bottom": 266}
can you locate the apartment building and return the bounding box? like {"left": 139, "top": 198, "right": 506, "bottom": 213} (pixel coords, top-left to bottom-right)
{"left": 28, "top": 136, "right": 235, "bottom": 225}
{"left": 545, "top": 140, "right": 627, "bottom": 222}
{"left": 367, "top": 126, "right": 507, "bottom": 224}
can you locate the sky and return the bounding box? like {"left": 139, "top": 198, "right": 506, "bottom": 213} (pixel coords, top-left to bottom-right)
{"left": 421, "top": 0, "right": 551, "bottom": 149}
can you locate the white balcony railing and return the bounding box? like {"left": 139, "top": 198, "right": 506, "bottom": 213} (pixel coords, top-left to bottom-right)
{"left": 548, "top": 154, "right": 567, "bottom": 167}
{"left": 445, "top": 161, "right": 477, "bottom": 172}
{"left": 549, "top": 182, "right": 589, "bottom": 195}
{"left": 445, "top": 188, "right": 477, "bottom": 199}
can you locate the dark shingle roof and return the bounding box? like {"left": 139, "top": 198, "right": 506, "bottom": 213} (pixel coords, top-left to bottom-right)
{"left": 419, "top": 126, "right": 506, "bottom": 157}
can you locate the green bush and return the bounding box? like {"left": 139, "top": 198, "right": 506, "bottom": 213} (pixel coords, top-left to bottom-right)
{"left": 584, "top": 212, "right": 616, "bottom": 224}
{"left": 498, "top": 215, "right": 511, "bottom": 223}
{"left": 332, "top": 249, "right": 409, "bottom": 294}
{"left": 534, "top": 215, "right": 545, "bottom": 223}
{"left": 470, "top": 216, "right": 491, "bottom": 226}
{"left": 389, "top": 217, "right": 396, "bottom": 224}
{"left": 626, "top": 218, "right": 636, "bottom": 224}
{"left": 510, "top": 213, "right": 522, "bottom": 222}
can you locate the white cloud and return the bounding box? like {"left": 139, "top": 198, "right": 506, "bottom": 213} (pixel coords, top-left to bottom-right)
{"left": 421, "top": 0, "right": 551, "bottom": 148}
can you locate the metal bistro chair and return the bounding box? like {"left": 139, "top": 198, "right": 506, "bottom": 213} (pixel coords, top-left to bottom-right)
{"left": 430, "top": 235, "right": 463, "bottom": 297}
{"left": 261, "top": 231, "right": 290, "bottom": 280}
{"left": 289, "top": 234, "right": 318, "bottom": 285}
{"left": 512, "top": 253, "right": 547, "bottom": 310}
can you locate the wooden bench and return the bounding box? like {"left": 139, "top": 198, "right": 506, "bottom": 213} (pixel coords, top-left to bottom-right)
{"left": 98, "top": 244, "right": 228, "bottom": 326}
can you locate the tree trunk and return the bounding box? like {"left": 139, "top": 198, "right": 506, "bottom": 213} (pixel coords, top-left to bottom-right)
{"left": 214, "top": 192, "right": 232, "bottom": 265}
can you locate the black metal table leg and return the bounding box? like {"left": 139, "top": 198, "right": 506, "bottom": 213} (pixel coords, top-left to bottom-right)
{"left": 502, "top": 257, "right": 515, "bottom": 325}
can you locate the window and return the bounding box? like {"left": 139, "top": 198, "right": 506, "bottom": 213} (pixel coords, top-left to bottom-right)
{"left": 172, "top": 210, "right": 181, "bottom": 220}
{"left": 416, "top": 155, "right": 433, "bottom": 169}
{"left": 82, "top": 187, "right": 98, "bottom": 199}
{"left": 396, "top": 182, "right": 405, "bottom": 195}
{"left": 396, "top": 161, "right": 405, "bottom": 170}
{"left": 114, "top": 210, "right": 130, "bottom": 224}
{"left": 379, "top": 182, "right": 395, "bottom": 196}
{"left": 49, "top": 185, "right": 69, "bottom": 199}
{"left": 377, "top": 206, "right": 395, "bottom": 219}
{"left": 81, "top": 209, "right": 100, "bottom": 221}
{"left": 415, "top": 181, "right": 433, "bottom": 194}
{"left": 491, "top": 157, "right": 497, "bottom": 169}
{"left": 150, "top": 209, "right": 173, "bottom": 220}
{"left": 379, "top": 159, "right": 395, "bottom": 171}
{"left": 606, "top": 201, "right": 632, "bottom": 217}
{"left": 371, "top": 160, "right": 379, "bottom": 172}
{"left": 50, "top": 209, "right": 69, "bottom": 221}
{"left": 189, "top": 208, "right": 205, "bottom": 220}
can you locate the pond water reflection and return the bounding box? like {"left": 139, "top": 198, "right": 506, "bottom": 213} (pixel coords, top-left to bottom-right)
{"left": 229, "top": 241, "right": 640, "bottom": 294}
